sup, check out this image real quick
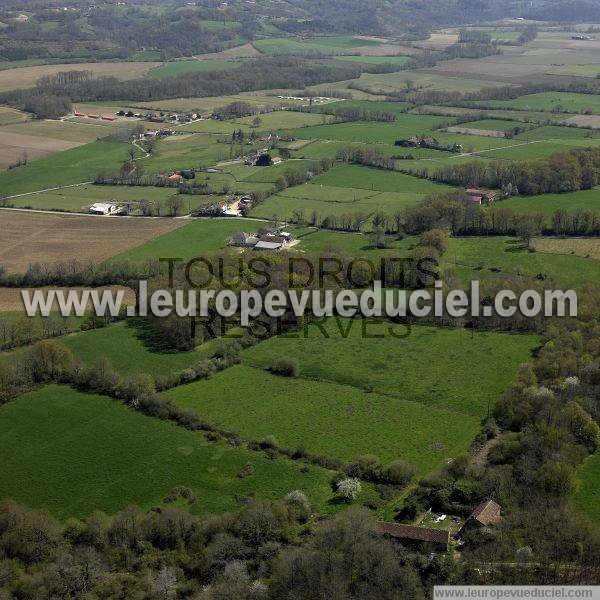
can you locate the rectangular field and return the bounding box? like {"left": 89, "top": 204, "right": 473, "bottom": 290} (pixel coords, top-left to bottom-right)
{"left": 111, "top": 218, "right": 250, "bottom": 263}
{"left": 0, "top": 141, "right": 130, "bottom": 196}
{"left": 0, "top": 211, "right": 184, "bottom": 273}
{"left": 62, "top": 320, "right": 208, "bottom": 377}
{"left": 475, "top": 92, "right": 600, "bottom": 114}
{"left": 0, "top": 384, "right": 334, "bottom": 518}
{"left": 283, "top": 115, "right": 454, "bottom": 144}
{"left": 0, "top": 61, "right": 159, "bottom": 92}
{"left": 498, "top": 188, "right": 600, "bottom": 220}
{"left": 442, "top": 236, "right": 600, "bottom": 288}
{"left": 0, "top": 131, "right": 83, "bottom": 170}
{"left": 241, "top": 320, "right": 539, "bottom": 417}
{"left": 167, "top": 363, "right": 482, "bottom": 472}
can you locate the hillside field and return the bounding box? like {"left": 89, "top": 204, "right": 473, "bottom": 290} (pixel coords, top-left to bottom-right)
{"left": 167, "top": 363, "right": 482, "bottom": 472}
{"left": 0, "top": 385, "right": 335, "bottom": 518}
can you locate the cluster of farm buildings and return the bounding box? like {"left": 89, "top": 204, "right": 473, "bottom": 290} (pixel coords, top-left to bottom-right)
{"left": 229, "top": 228, "right": 294, "bottom": 251}
{"left": 378, "top": 499, "right": 502, "bottom": 553}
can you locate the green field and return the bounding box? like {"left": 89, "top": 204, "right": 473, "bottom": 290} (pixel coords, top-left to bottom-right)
{"left": 112, "top": 218, "right": 251, "bottom": 263}
{"left": 460, "top": 119, "right": 528, "bottom": 132}
{"left": 149, "top": 60, "right": 240, "bottom": 78}
{"left": 241, "top": 320, "right": 539, "bottom": 417}
{"left": 283, "top": 115, "right": 454, "bottom": 144}
{"left": 498, "top": 188, "right": 600, "bottom": 220}
{"left": 167, "top": 363, "right": 481, "bottom": 471}
{"left": 8, "top": 183, "right": 177, "bottom": 212}
{"left": 234, "top": 110, "right": 330, "bottom": 130}
{"left": 310, "top": 164, "right": 455, "bottom": 193}
{"left": 0, "top": 141, "right": 131, "bottom": 196}
{"left": 251, "top": 165, "right": 454, "bottom": 220}
{"left": 574, "top": 452, "right": 600, "bottom": 523}
{"left": 476, "top": 92, "right": 600, "bottom": 114}
{"left": 310, "top": 100, "right": 413, "bottom": 117}
{"left": 485, "top": 138, "right": 600, "bottom": 160}
{"left": 443, "top": 237, "right": 600, "bottom": 288}
{"left": 0, "top": 385, "right": 335, "bottom": 518}
{"left": 62, "top": 320, "right": 210, "bottom": 377}
{"left": 253, "top": 36, "right": 381, "bottom": 56}
{"left": 253, "top": 188, "right": 435, "bottom": 221}
{"left": 515, "top": 125, "right": 600, "bottom": 141}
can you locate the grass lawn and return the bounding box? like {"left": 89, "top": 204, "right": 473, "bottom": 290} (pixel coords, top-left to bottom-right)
{"left": 112, "top": 218, "right": 251, "bottom": 263}
{"left": 166, "top": 363, "right": 481, "bottom": 471}
{"left": 241, "top": 320, "right": 539, "bottom": 417}
{"left": 0, "top": 141, "right": 130, "bottom": 196}
{"left": 574, "top": 451, "right": 600, "bottom": 524}
{"left": 62, "top": 320, "right": 211, "bottom": 377}
{"left": 149, "top": 60, "right": 240, "bottom": 78}
{"left": 0, "top": 384, "right": 335, "bottom": 518}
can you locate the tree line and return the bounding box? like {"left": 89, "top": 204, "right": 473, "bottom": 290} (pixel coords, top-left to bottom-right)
{"left": 410, "top": 147, "right": 600, "bottom": 196}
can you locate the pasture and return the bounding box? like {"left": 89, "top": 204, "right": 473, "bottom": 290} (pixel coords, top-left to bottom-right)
{"left": 241, "top": 320, "right": 539, "bottom": 417}
{"left": 476, "top": 92, "right": 600, "bottom": 114}
{"left": 0, "top": 384, "right": 334, "bottom": 518}
{"left": 111, "top": 218, "right": 251, "bottom": 263}
{"left": 167, "top": 363, "right": 481, "bottom": 472}
{"left": 63, "top": 320, "right": 209, "bottom": 377}
{"left": 283, "top": 115, "right": 455, "bottom": 144}
{"left": 0, "top": 211, "right": 183, "bottom": 273}
{"left": 498, "top": 188, "right": 600, "bottom": 220}
{"left": 7, "top": 184, "right": 177, "bottom": 212}
{"left": 442, "top": 237, "right": 600, "bottom": 288}
{"left": 309, "top": 164, "right": 455, "bottom": 194}
{"left": 0, "top": 141, "right": 131, "bottom": 196}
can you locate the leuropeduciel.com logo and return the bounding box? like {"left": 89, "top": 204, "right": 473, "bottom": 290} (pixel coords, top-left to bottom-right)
{"left": 19, "top": 255, "right": 578, "bottom": 340}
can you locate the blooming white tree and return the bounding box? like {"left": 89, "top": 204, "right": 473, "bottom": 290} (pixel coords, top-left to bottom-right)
{"left": 336, "top": 478, "right": 362, "bottom": 501}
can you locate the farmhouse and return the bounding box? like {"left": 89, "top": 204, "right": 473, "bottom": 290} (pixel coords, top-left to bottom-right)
{"left": 466, "top": 188, "right": 498, "bottom": 205}
{"left": 377, "top": 522, "right": 450, "bottom": 552}
{"left": 230, "top": 232, "right": 259, "bottom": 247}
{"left": 89, "top": 203, "right": 120, "bottom": 216}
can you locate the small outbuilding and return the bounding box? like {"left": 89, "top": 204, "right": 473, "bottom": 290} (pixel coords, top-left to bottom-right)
{"left": 464, "top": 499, "right": 502, "bottom": 529}
{"left": 377, "top": 522, "right": 450, "bottom": 552}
